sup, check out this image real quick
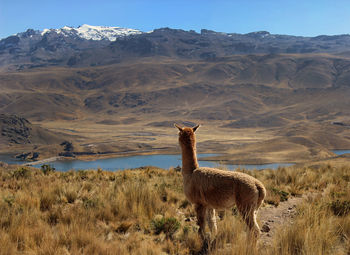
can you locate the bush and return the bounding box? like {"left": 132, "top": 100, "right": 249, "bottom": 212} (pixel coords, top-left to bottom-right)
{"left": 11, "top": 167, "right": 30, "bottom": 179}
{"left": 77, "top": 170, "right": 88, "bottom": 180}
{"left": 271, "top": 187, "right": 289, "bottom": 202}
{"left": 3, "top": 195, "right": 15, "bottom": 207}
{"left": 151, "top": 216, "right": 181, "bottom": 239}
{"left": 40, "top": 193, "right": 55, "bottom": 211}
{"left": 329, "top": 200, "right": 350, "bottom": 216}
{"left": 82, "top": 197, "right": 99, "bottom": 209}
{"left": 41, "top": 164, "right": 55, "bottom": 175}
{"left": 64, "top": 189, "right": 77, "bottom": 204}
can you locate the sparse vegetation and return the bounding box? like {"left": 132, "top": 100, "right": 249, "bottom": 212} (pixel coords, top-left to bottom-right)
{"left": 151, "top": 215, "right": 181, "bottom": 239}
{"left": 10, "top": 167, "right": 30, "bottom": 179}
{"left": 40, "top": 164, "right": 56, "bottom": 175}
{"left": 0, "top": 163, "right": 349, "bottom": 254}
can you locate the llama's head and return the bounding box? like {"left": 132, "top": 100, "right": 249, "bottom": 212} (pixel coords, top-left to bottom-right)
{"left": 174, "top": 124, "right": 200, "bottom": 148}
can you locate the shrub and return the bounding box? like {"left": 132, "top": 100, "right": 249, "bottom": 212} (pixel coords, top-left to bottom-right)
{"left": 77, "top": 170, "right": 88, "bottom": 180}
{"left": 82, "top": 197, "right": 99, "bottom": 209}
{"left": 47, "top": 208, "right": 62, "bottom": 225}
{"left": 264, "top": 187, "right": 290, "bottom": 206}
{"left": 271, "top": 187, "right": 289, "bottom": 202}
{"left": 41, "top": 164, "right": 56, "bottom": 175}
{"left": 40, "top": 192, "right": 56, "bottom": 211}
{"left": 329, "top": 200, "right": 350, "bottom": 216}
{"left": 151, "top": 216, "right": 181, "bottom": 239}
{"left": 3, "top": 195, "right": 15, "bottom": 207}
{"left": 11, "top": 167, "right": 30, "bottom": 179}
{"left": 64, "top": 189, "right": 77, "bottom": 204}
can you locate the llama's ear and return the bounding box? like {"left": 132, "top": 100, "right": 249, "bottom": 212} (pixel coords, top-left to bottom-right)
{"left": 192, "top": 124, "right": 200, "bottom": 132}
{"left": 174, "top": 123, "right": 183, "bottom": 131}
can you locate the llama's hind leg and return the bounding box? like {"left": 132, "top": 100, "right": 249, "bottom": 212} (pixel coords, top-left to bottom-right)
{"left": 195, "top": 204, "right": 207, "bottom": 240}
{"left": 238, "top": 206, "right": 260, "bottom": 239}
{"left": 249, "top": 210, "right": 260, "bottom": 238}
{"left": 207, "top": 208, "right": 217, "bottom": 236}
{"left": 245, "top": 209, "right": 260, "bottom": 239}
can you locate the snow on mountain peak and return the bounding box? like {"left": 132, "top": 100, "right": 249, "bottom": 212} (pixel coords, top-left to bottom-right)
{"left": 41, "top": 24, "right": 143, "bottom": 41}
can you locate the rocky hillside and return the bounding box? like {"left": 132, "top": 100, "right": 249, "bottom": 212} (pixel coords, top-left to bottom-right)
{"left": 1, "top": 54, "right": 350, "bottom": 126}
{"left": 2, "top": 26, "right": 350, "bottom": 70}
{"left": 0, "top": 114, "right": 63, "bottom": 145}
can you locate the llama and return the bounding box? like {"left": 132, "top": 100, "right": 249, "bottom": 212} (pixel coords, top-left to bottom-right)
{"left": 175, "top": 124, "right": 266, "bottom": 241}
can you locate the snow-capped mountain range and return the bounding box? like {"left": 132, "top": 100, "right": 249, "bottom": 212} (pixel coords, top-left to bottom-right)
{"left": 2, "top": 24, "right": 350, "bottom": 71}
{"left": 41, "top": 24, "right": 144, "bottom": 41}
{"left": 0, "top": 24, "right": 147, "bottom": 70}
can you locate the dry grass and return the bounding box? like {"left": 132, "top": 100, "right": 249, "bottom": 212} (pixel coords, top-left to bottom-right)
{"left": 0, "top": 163, "right": 349, "bottom": 254}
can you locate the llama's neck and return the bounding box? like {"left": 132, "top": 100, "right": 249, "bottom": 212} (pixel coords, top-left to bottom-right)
{"left": 181, "top": 143, "right": 199, "bottom": 175}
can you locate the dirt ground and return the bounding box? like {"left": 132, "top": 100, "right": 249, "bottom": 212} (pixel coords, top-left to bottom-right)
{"left": 259, "top": 195, "right": 305, "bottom": 247}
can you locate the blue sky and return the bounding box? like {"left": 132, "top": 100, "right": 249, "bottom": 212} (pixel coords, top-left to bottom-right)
{"left": 1, "top": 0, "right": 350, "bottom": 39}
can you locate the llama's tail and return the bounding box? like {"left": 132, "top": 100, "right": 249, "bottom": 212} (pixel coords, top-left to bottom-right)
{"left": 256, "top": 181, "right": 266, "bottom": 209}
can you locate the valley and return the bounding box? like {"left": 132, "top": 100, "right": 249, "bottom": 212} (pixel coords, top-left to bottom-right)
{"left": 2, "top": 57, "right": 350, "bottom": 164}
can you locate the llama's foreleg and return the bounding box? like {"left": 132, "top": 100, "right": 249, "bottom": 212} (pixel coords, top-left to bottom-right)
{"left": 195, "top": 204, "right": 207, "bottom": 240}
{"left": 207, "top": 208, "right": 217, "bottom": 236}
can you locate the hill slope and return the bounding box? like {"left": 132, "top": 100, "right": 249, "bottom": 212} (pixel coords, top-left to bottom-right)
{"left": 1, "top": 54, "right": 350, "bottom": 123}
{"left": 1, "top": 54, "right": 350, "bottom": 162}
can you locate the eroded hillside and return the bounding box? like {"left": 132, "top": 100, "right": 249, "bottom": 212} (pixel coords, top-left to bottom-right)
{"left": 1, "top": 54, "right": 350, "bottom": 162}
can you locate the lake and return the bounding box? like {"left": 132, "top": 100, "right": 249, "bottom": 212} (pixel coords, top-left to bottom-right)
{"left": 0, "top": 154, "right": 22, "bottom": 165}
{"left": 0, "top": 153, "right": 293, "bottom": 171}
{"left": 332, "top": 150, "right": 350, "bottom": 155}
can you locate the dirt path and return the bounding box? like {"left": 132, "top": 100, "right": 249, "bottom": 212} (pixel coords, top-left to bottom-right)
{"left": 258, "top": 196, "right": 305, "bottom": 246}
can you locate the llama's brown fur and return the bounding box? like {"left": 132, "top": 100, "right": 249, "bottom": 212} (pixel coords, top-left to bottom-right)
{"left": 175, "top": 124, "right": 266, "bottom": 241}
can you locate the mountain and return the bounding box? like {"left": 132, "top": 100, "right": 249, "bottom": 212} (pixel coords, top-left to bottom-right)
{"left": 2, "top": 26, "right": 350, "bottom": 70}
{"left": 0, "top": 24, "right": 144, "bottom": 70}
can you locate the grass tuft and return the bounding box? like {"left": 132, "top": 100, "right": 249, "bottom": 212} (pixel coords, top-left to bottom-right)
{"left": 151, "top": 215, "right": 181, "bottom": 239}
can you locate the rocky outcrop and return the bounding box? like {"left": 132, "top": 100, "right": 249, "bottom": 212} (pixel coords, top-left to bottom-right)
{"left": 0, "top": 114, "right": 32, "bottom": 144}
{"left": 0, "top": 114, "right": 64, "bottom": 145}
{"left": 15, "top": 151, "right": 39, "bottom": 160}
